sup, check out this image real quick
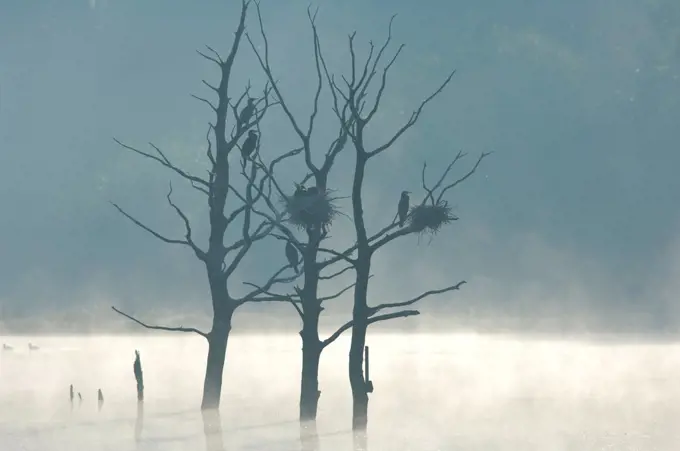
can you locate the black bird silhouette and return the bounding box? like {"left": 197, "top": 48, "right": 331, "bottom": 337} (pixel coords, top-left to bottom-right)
{"left": 293, "top": 183, "right": 307, "bottom": 198}
{"left": 306, "top": 186, "right": 319, "bottom": 197}
{"left": 240, "top": 130, "right": 258, "bottom": 164}
{"left": 398, "top": 191, "right": 410, "bottom": 227}
{"left": 238, "top": 97, "right": 256, "bottom": 126}
{"left": 285, "top": 241, "right": 300, "bottom": 272}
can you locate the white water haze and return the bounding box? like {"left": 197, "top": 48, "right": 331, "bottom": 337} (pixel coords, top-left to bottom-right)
{"left": 1, "top": 334, "right": 678, "bottom": 450}
{"left": 1, "top": 0, "right": 680, "bottom": 449}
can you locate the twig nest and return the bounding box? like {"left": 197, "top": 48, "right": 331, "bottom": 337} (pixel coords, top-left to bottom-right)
{"left": 408, "top": 201, "right": 457, "bottom": 234}
{"left": 282, "top": 186, "right": 338, "bottom": 231}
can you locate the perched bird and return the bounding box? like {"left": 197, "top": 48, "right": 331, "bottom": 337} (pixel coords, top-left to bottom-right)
{"left": 285, "top": 241, "right": 300, "bottom": 272}
{"left": 2, "top": 343, "right": 13, "bottom": 351}
{"left": 69, "top": 384, "right": 74, "bottom": 403}
{"left": 305, "top": 186, "right": 320, "bottom": 197}
{"left": 28, "top": 342, "right": 39, "bottom": 351}
{"left": 293, "top": 183, "right": 307, "bottom": 198}
{"left": 240, "top": 130, "right": 258, "bottom": 164}
{"left": 238, "top": 97, "right": 256, "bottom": 126}
{"left": 398, "top": 191, "right": 410, "bottom": 227}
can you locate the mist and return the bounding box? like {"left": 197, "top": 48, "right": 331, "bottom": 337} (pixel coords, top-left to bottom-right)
{"left": 2, "top": 334, "right": 679, "bottom": 450}
{"left": 1, "top": 0, "right": 680, "bottom": 449}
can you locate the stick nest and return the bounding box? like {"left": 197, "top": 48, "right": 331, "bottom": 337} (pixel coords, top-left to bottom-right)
{"left": 282, "top": 188, "right": 339, "bottom": 231}
{"left": 408, "top": 202, "right": 457, "bottom": 234}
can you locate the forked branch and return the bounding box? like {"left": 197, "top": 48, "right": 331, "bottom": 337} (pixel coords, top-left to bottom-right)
{"left": 322, "top": 309, "right": 420, "bottom": 348}
{"left": 367, "top": 281, "right": 466, "bottom": 316}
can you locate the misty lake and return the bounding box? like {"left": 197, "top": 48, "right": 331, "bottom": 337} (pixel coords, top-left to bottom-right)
{"left": 0, "top": 333, "right": 678, "bottom": 450}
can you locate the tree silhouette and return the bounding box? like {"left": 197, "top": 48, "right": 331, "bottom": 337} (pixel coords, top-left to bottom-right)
{"left": 320, "top": 16, "right": 489, "bottom": 435}
{"left": 243, "top": 4, "right": 360, "bottom": 427}
{"left": 245, "top": 5, "right": 489, "bottom": 438}
{"left": 109, "top": 0, "right": 301, "bottom": 411}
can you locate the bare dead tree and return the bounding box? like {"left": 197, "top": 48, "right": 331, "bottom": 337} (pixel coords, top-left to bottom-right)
{"left": 243, "top": 4, "right": 359, "bottom": 426}
{"left": 319, "top": 17, "right": 491, "bottom": 434}
{"left": 109, "top": 0, "right": 301, "bottom": 411}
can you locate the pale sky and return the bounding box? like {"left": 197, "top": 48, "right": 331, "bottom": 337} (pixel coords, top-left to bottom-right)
{"left": 1, "top": 0, "right": 679, "bottom": 333}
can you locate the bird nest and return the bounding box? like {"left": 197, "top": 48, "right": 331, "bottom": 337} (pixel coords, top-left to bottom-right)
{"left": 282, "top": 187, "right": 339, "bottom": 231}
{"left": 408, "top": 202, "right": 457, "bottom": 234}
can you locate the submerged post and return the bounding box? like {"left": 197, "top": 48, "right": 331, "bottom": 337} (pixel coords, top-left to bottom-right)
{"left": 97, "top": 388, "right": 104, "bottom": 412}
{"left": 69, "top": 384, "right": 74, "bottom": 410}
{"left": 133, "top": 350, "right": 144, "bottom": 401}
{"left": 133, "top": 350, "right": 144, "bottom": 442}
{"left": 364, "top": 346, "right": 373, "bottom": 393}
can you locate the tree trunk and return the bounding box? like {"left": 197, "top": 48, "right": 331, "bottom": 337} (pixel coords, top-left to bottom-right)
{"left": 202, "top": 408, "right": 226, "bottom": 451}
{"left": 299, "top": 339, "right": 321, "bottom": 421}
{"left": 349, "top": 150, "right": 371, "bottom": 433}
{"left": 349, "top": 264, "right": 371, "bottom": 432}
{"left": 349, "top": 321, "right": 369, "bottom": 431}
{"left": 201, "top": 313, "right": 232, "bottom": 410}
{"left": 299, "top": 226, "right": 322, "bottom": 423}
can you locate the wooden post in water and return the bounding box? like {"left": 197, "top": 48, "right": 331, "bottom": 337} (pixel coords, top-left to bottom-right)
{"left": 133, "top": 350, "right": 144, "bottom": 442}
{"left": 364, "top": 346, "right": 373, "bottom": 393}
{"left": 69, "top": 384, "right": 74, "bottom": 410}
{"left": 134, "top": 350, "right": 144, "bottom": 401}
{"left": 97, "top": 389, "right": 104, "bottom": 412}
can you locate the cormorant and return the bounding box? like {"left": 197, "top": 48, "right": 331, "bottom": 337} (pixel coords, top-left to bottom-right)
{"left": 294, "top": 183, "right": 307, "bottom": 198}
{"left": 238, "top": 97, "right": 256, "bottom": 126}
{"left": 398, "top": 191, "right": 410, "bottom": 227}
{"left": 285, "top": 241, "right": 300, "bottom": 272}
{"left": 240, "top": 130, "right": 258, "bottom": 163}
{"left": 306, "top": 186, "right": 319, "bottom": 197}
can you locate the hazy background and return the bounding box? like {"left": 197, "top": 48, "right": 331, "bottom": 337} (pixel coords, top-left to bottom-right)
{"left": 1, "top": 0, "right": 679, "bottom": 335}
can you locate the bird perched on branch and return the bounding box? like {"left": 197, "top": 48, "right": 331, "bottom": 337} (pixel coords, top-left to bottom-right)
{"left": 294, "top": 183, "right": 307, "bottom": 198}
{"left": 398, "top": 191, "right": 410, "bottom": 227}
{"left": 306, "top": 186, "right": 320, "bottom": 197}
{"left": 239, "top": 97, "right": 256, "bottom": 126}
{"left": 240, "top": 130, "right": 258, "bottom": 165}
{"left": 285, "top": 241, "right": 300, "bottom": 272}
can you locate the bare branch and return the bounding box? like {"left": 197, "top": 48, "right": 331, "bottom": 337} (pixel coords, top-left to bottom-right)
{"left": 322, "top": 309, "right": 419, "bottom": 348}
{"left": 202, "top": 79, "right": 219, "bottom": 93}
{"left": 111, "top": 202, "right": 190, "bottom": 247}
{"left": 246, "top": 1, "right": 323, "bottom": 175}
{"left": 113, "top": 138, "right": 210, "bottom": 188}
{"left": 319, "top": 281, "right": 358, "bottom": 302}
{"left": 319, "top": 264, "right": 353, "bottom": 280}
{"left": 367, "top": 70, "right": 456, "bottom": 158}
{"left": 368, "top": 281, "right": 466, "bottom": 316}
{"left": 436, "top": 152, "right": 491, "bottom": 204}
{"left": 196, "top": 49, "right": 222, "bottom": 66}
{"left": 165, "top": 182, "right": 206, "bottom": 260}
{"left": 236, "top": 264, "right": 301, "bottom": 305}
{"left": 238, "top": 281, "right": 304, "bottom": 319}
{"left": 111, "top": 306, "right": 208, "bottom": 338}
{"left": 190, "top": 93, "right": 218, "bottom": 112}
{"left": 318, "top": 247, "right": 357, "bottom": 266}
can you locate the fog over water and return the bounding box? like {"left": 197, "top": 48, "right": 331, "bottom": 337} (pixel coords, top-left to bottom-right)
{"left": 1, "top": 0, "right": 680, "bottom": 449}
{"left": 0, "top": 334, "right": 678, "bottom": 450}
